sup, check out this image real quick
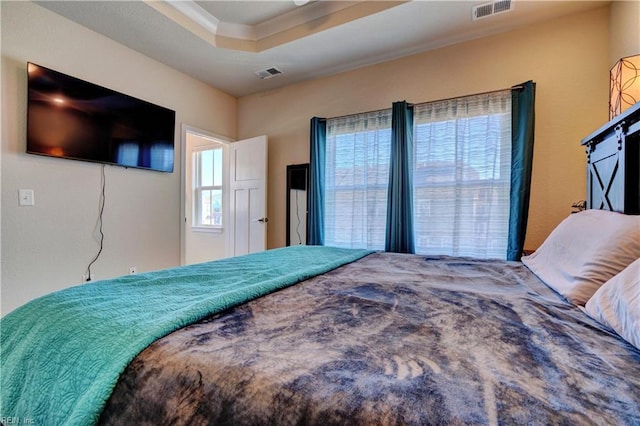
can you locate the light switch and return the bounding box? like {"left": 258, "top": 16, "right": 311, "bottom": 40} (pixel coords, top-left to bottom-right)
{"left": 19, "top": 189, "right": 35, "bottom": 206}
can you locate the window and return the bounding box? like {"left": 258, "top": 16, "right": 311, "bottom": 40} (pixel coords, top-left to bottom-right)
{"left": 193, "top": 146, "right": 223, "bottom": 228}
{"left": 321, "top": 91, "right": 512, "bottom": 259}
{"left": 325, "top": 110, "right": 392, "bottom": 250}
{"left": 413, "top": 91, "right": 511, "bottom": 258}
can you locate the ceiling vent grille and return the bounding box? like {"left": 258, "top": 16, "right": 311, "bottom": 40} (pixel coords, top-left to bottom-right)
{"left": 255, "top": 67, "right": 283, "bottom": 79}
{"left": 473, "top": 0, "right": 513, "bottom": 20}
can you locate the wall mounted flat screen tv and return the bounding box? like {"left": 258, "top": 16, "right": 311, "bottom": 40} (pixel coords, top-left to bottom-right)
{"left": 27, "top": 62, "right": 176, "bottom": 173}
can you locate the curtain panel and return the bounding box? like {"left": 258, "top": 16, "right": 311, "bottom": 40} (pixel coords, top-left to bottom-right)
{"left": 507, "top": 81, "right": 536, "bottom": 260}
{"left": 385, "top": 101, "right": 415, "bottom": 253}
{"left": 308, "top": 117, "right": 326, "bottom": 245}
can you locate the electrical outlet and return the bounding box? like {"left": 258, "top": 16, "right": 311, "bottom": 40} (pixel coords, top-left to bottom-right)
{"left": 83, "top": 273, "right": 95, "bottom": 283}
{"left": 18, "top": 189, "right": 35, "bottom": 206}
{"left": 129, "top": 266, "right": 137, "bottom": 275}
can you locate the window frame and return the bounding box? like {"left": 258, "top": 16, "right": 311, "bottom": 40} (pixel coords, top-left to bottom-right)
{"left": 192, "top": 144, "right": 224, "bottom": 233}
{"left": 324, "top": 109, "right": 393, "bottom": 250}
{"left": 411, "top": 91, "right": 512, "bottom": 258}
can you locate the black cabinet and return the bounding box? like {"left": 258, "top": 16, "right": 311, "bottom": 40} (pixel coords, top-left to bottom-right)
{"left": 286, "top": 163, "right": 309, "bottom": 245}
{"left": 581, "top": 102, "right": 640, "bottom": 214}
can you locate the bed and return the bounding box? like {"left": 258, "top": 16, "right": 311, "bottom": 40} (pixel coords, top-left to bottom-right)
{"left": 2, "top": 107, "right": 640, "bottom": 425}
{"left": 100, "top": 243, "right": 640, "bottom": 426}
{"left": 3, "top": 238, "right": 639, "bottom": 426}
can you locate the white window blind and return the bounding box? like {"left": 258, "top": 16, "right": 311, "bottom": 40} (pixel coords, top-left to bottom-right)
{"left": 325, "top": 109, "right": 392, "bottom": 250}
{"left": 413, "top": 91, "right": 512, "bottom": 258}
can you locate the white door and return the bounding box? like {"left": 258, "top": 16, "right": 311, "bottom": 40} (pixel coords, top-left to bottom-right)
{"left": 229, "top": 135, "right": 268, "bottom": 256}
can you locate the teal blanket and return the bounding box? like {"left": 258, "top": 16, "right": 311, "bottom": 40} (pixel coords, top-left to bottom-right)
{"left": 0, "top": 246, "right": 372, "bottom": 425}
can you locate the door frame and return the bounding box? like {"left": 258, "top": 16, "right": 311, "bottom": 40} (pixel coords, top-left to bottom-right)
{"left": 180, "top": 124, "right": 233, "bottom": 265}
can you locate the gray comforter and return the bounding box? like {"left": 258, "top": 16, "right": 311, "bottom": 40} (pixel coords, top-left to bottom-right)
{"left": 99, "top": 252, "right": 640, "bottom": 425}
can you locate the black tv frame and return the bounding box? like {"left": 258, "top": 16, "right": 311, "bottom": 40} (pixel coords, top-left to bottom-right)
{"left": 26, "top": 62, "right": 176, "bottom": 173}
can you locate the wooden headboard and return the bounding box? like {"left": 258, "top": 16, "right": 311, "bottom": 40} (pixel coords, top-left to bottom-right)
{"left": 581, "top": 102, "right": 640, "bottom": 214}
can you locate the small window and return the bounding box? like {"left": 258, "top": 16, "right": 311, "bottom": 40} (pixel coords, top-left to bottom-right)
{"left": 193, "top": 146, "right": 223, "bottom": 228}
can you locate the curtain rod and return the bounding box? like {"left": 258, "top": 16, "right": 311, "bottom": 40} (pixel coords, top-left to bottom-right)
{"left": 326, "top": 106, "right": 393, "bottom": 121}
{"left": 325, "top": 84, "right": 524, "bottom": 121}
{"left": 416, "top": 85, "right": 523, "bottom": 107}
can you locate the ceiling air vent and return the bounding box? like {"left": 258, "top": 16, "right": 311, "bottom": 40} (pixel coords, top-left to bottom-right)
{"left": 472, "top": 0, "right": 513, "bottom": 20}
{"left": 255, "top": 67, "right": 283, "bottom": 80}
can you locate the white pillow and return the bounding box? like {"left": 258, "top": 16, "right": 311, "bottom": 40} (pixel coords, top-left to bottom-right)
{"left": 585, "top": 258, "right": 640, "bottom": 350}
{"left": 522, "top": 210, "right": 640, "bottom": 305}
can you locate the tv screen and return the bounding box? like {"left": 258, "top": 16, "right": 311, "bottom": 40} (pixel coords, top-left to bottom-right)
{"left": 26, "top": 62, "right": 176, "bottom": 173}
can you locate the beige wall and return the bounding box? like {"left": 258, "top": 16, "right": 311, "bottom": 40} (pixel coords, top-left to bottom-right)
{"left": 238, "top": 5, "right": 613, "bottom": 252}
{"left": 610, "top": 0, "right": 640, "bottom": 64}
{"left": 1, "top": 1, "right": 237, "bottom": 314}
{"left": 2, "top": 2, "right": 631, "bottom": 314}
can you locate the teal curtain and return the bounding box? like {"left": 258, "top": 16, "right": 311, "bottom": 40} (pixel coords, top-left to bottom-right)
{"left": 308, "top": 117, "right": 326, "bottom": 245}
{"left": 507, "top": 81, "right": 536, "bottom": 260}
{"left": 385, "top": 101, "right": 415, "bottom": 253}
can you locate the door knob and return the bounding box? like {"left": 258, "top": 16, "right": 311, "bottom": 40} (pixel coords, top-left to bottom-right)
{"left": 257, "top": 217, "right": 269, "bottom": 223}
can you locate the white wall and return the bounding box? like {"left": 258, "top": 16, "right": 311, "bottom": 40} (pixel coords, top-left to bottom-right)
{"left": 1, "top": 1, "right": 237, "bottom": 315}
{"left": 0, "top": 2, "right": 3, "bottom": 309}
{"left": 289, "top": 189, "right": 307, "bottom": 246}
